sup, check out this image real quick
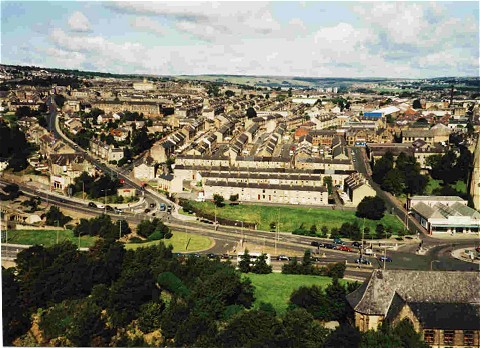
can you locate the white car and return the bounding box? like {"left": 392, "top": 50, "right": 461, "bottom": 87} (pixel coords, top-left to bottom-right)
{"left": 97, "top": 204, "right": 105, "bottom": 209}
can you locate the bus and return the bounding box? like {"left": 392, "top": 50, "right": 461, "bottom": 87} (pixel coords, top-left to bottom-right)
{"left": 237, "top": 252, "right": 271, "bottom": 266}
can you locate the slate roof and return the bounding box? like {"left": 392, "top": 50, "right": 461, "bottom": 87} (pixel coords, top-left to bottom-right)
{"left": 347, "top": 270, "right": 480, "bottom": 321}
{"left": 411, "top": 201, "right": 480, "bottom": 220}
{"left": 408, "top": 302, "right": 480, "bottom": 330}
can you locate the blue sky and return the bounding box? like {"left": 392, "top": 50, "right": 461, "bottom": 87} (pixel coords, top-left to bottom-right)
{"left": 1, "top": 1, "right": 479, "bottom": 78}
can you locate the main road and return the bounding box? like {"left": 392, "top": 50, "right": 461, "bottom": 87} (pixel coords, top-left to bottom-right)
{"left": 351, "top": 146, "right": 479, "bottom": 255}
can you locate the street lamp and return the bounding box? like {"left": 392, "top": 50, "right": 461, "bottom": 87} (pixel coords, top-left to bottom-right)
{"left": 101, "top": 188, "right": 111, "bottom": 214}
{"left": 55, "top": 220, "right": 59, "bottom": 244}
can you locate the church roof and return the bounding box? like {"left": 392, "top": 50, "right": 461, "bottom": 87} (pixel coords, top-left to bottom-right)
{"left": 347, "top": 270, "right": 480, "bottom": 317}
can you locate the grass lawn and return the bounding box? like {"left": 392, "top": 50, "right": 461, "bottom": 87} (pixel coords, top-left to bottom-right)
{"left": 124, "top": 231, "right": 214, "bottom": 252}
{"left": 245, "top": 273, "right": 350, "bottom": 314}
{"left": 425, "top": 178, "right": 467, "bottom": 195}
{"left": 4, "top": 230, "right": 98, "bottom": 248}
{"left": 425, "top": 178, "right": 442, "bottom": 195}
{"left": 453, "top": 180, "right": 467, "bottom": 194}
{"left": 187, "top": 201, "right": 404, "bottom": 234}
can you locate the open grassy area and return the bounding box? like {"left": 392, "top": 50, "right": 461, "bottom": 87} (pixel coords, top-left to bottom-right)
{"left": 4, "top": 229, "right": 98, "bottom": 248}
{"left": 425, "top": 178, "right": 442, "bottom": 195}
{"left": 425, "top": 178, "right": 467, "bottom": 195}
{"left": 124, "top": 231, "right": 214, "bottom": 252}
{"left": 453, "top": 180, "right": 467, "bottom": 194}
{"left": 245, "top": 273, "right": 350, "bottom": 314}
{"left": 186, "top": 201, "right": 404, "bottom": 234}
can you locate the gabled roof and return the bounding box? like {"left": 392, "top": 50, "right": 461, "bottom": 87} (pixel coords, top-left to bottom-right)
{"left": 347, "top": 270, "right": 480, "bottom": 318}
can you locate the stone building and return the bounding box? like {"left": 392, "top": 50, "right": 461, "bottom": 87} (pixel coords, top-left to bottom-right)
{"left": 347, "top": 270, "right": 480, "bottom": 347}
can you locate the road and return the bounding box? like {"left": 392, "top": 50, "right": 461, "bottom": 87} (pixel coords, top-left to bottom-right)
{"left": 351, "top": 146, "right": 479, "bottom": 263}
{"left": 2, "top": 111, "right": 477, "bottom": 276}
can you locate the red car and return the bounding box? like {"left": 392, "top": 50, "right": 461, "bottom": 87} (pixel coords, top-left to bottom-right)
{"left": 338, "top": 245, "right": 353, "bottom": 252}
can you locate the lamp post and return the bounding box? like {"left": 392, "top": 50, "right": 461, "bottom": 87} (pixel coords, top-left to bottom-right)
{"left": 101, "top": 188, "right": 111, "bottom": 214}
{"left": 55, "top": 220, "right": 59, "bottom": 244}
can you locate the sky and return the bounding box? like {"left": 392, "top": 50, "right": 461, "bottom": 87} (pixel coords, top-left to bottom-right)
{"left": 1, "top": 1, "right": 479, "bottom": 78}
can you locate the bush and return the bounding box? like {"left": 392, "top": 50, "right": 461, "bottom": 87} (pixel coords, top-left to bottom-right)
{"left": 325, "top": 262, "right": 346, "bottom": 279}
{"left": 156, "top": 272, "right": 190, "bottom": 297}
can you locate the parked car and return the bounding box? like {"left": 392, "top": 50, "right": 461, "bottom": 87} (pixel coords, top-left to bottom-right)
{"left": 105, "top": 205, "right": 115, "bottom": 212}
{"left": 363, "top": 248, "right": 374, "bottom": 256}
{"left": 379, "top": 256, "right": 393, "bottom": 262}
{"left": 324, "top": 243, "right": 336, "bottom": 249}
{"left": 207, "top": 253, "right": 218, "bottom": 259}
{"left": 114, "top": 208, "right": 123, "bottom": 214}
{"left": 355, "top": 257, "right": 371, "bottom": 265}
{"left": 167, "top": 205, "right": 172, "bottom": 213}
{"left": 144, "top": 208, "right": 151, "bottom": 213}
{"left": 311, "top": 241, "right": 324, "bottom": 247}
{"left": 150, "top": 202, "right": 156, "bottom": 208}
{"left": 351, "top": 241, "right": 362, "bottom": 248}
{"left": 333, "top": 238, "right": 345, "bottom": 245}
{"left": 277, "top": 255, "right": 290, "bottom": 261}
{"left": 159, "top": 203, "right": 166, "bottom": 211}
{"left": 97, "top": 204, "right": 105, "bottom": 209}
{"left": 88, "top": 202, "right": 97, "bottom": 208}
{"left": 221, "top": 253, "right": 231, "bottom": 260}
{"left": 338, "top": 245, "right": 353, "bottom": 252}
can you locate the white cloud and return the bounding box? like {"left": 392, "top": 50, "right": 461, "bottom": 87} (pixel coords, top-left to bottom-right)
{"left": 106, "top": 1, "right": 280, "bottom": 42}
{"left": 68, "top": 11, "right": 91, "bottom": 32}
{"left": 130, "top": 17, "right": 167, "bottom": 35}
{"left": 29, "top": 2, "right": 477, "bottom": 78}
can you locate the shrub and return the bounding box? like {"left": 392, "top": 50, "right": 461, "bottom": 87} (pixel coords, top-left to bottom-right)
{"left": 156, "top": 272, "right": 190, "bottom": 297}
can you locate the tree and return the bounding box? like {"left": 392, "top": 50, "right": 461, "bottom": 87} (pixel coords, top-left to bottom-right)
{"left": 356, "top": 196, "right": 386, "bottom": 220}
{"left": 45, "top": 206, "right": 72, "bottom": 226}
{"left": 412, "top": 99, "right": 422, "bottom": 109}
{"left": 376, "top": 223, "right": 386, "bottom": 239}
{"left": 325, "top": 262, "right": 347, "bottom": 279}
{"left": 137, "top": 301, "right": 165, "bottom": 333}
{"left": 289, "top": 285, "right": 331, "bottom": 320}
{"left": 213, "top": 194, "right": 224, "bottom": 207}
{"left": 251, "top": 253, "right": 272, "bottom": 274}
{"left": 66, "top": 299, "right": 111, "bottom": 347}
{"left": 246, "top": 106, "right": 257, "bottom": 119}
{"left": 229, "top": 194, "right": 239, "bottom": 204}
{"left": 320, "top": 226, "right": 329, "bottom": 237}
{"left": 2, "top": 268, "right": 30, "bottom": 345}
{"left": 136, "top": 218, "right": 171, "bottom": 240}
{"left": 381, "top": 168, "right": 405, "bottom": 196}
{"left": 238, "top": 249, "right": 251, "bottom": 273}
{"left": 324, "top": 323, "right": 362, "bottom": 348}
{"left": 280, "top": 308, "right": 329, "bottom": 348}
{"left": 225, "top": 90, "right": 235, "bottom": 98}
{"left": 323, "top": 176, "right": 333, "bottom": 194}
{"left": 325, "top": 277, "right": 347, "bottom": 320}
{"left": 216, "top": 309, "right": 283, "bottom": 348}
{"left": 372, "top": 152, "right": 394, "bottom": 185}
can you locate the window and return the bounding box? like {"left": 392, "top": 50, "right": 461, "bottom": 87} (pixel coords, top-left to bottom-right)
{"left": 443, "top": 330, "right": 454, "bottom": 345}
{"left": 424, "top": 330, "right": 435, "bottom": 344}
{"left": 464, "top": 330, "right": 474, "bottom": 346}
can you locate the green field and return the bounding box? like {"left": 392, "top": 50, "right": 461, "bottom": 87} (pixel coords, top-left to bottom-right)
{"left": 453, "top": 180, "right": 467, "bottom": 193}
{"left": 246, "top": 273, "right": 349, "bottom": 314}
{"left": 4, "top": 230, "right": 99, "bottom": 248}
{"left": 186, "top": 201, "right": 404, "bottom": 234}
{"left": 425, "top": 178, "right": 467, "bottom": 195}
{"left": 425, "top": 178, "right": 442, "bottom": 195}
{"left": 124, "top": 231, "right": 213, "bottom": 251}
